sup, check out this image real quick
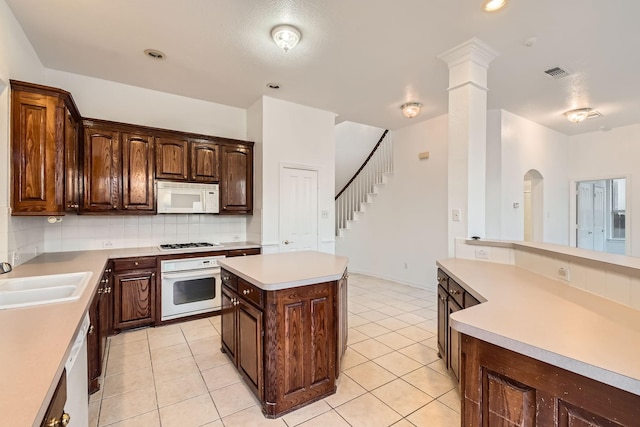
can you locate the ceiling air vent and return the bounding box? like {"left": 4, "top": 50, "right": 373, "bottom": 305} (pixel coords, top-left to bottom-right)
{"left": 587, "top": 110, "right": 603, "bottom": 119}
{"left": 544, "top": 67, "right": 571, "bottom": 79}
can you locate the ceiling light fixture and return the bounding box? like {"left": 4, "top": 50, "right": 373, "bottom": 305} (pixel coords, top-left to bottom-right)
{"left": 401, "top": 102, "right": 422, "bottom": 119}
{"left": 564, "top": 108, "right": 592, "bottom": 123}
{"left": 482, "top": 0, "right": 507, "bottom": 12}
{"left": 271, "top": 24, "right": 301, "bottom": 53}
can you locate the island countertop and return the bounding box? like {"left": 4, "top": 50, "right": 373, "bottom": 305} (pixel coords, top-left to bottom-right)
{"left": 218, "top": 251, "right": 348, "bottom": 291}
{"left": 437, "top": 258, "right": 640, "bottom": 395}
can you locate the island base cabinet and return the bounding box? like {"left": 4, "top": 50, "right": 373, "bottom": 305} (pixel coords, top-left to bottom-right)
{"left": 461, "top": 334, "right": 640, "bottom": 426}
{"left": 264, "top": 282, "right": 336, "bottom": 418}
{"left": 221, "top": 269, "right": 341, "bottom": 419}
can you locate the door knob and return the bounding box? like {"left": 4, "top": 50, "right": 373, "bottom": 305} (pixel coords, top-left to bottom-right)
{"left": 284, "top": 240, "right": 294, "bottom": 245}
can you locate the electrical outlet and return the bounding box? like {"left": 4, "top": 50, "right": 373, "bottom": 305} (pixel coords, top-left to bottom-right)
{"left": 102, "top": 240, "right": 113, "bottom": 248}
{"left": 475, "top": 248, "right": 489, "bottom": 259}
{"left": 11, "top": 251, "right": 19, "bottom": 265}
{"left": 233, "top": 235, "right": 240, "bottom": 240}
{"left": 558, "top": 266, "right": 570, "bottom": 281}
{"left": 321, "top": 210, "right": 329, "bottom": 219}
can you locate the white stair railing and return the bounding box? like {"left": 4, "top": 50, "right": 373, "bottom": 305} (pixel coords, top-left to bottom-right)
{"left": 335, "top": 130, "right": 393, "bottom": 236}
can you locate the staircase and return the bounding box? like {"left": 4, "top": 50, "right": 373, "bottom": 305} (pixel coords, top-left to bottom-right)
{"left": 335, "top": 130, "right": 393, "bottom": 237}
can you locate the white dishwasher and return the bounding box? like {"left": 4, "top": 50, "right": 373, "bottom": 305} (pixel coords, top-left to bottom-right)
{"left": 65, "top": 312, "right": 90, "bottom": 425}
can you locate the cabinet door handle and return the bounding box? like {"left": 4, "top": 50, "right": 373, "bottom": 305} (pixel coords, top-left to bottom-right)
{"left": 88, "top": 324, "right": 94, "bottom": 335}
{"left": 243, "top": 289, "right": 250, "bottom": 295}
{"left": 46, "top": 412, "right": 70, "bottom": 427}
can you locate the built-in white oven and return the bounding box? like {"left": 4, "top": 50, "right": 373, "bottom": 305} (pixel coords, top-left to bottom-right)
{"left": 160, "top": 255, "right": 225, "bottom": 321}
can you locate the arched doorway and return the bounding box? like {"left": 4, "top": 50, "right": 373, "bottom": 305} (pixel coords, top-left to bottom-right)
{"left": 524, "top": 170, "right": 543, "bottom": 242}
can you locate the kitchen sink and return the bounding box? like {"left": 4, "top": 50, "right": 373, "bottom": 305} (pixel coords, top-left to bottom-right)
{"left": 0, "top": 271, "right": 92, "bottom": 310}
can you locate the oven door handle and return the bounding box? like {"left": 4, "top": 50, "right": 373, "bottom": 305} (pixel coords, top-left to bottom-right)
{"left": 161, "top": 268, "right": 220, "bottom": 280}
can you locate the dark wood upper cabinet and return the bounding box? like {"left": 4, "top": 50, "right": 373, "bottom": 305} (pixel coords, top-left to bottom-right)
{"left": 155, "top": 137, "right": 189, "bottom": 181}
{"left": 82, "top": 121, "right": 155, "bottom": 214}
{"left": 82, "top": 127, "right": 120, "bottom": 212}
{"left": 220, "top": 144, "right": 253, "bottom": 214}
{"left": 190, "top": 141, "right": 219, "bottom": 182}
{"left": 122, "top": 133, "right": 155, "bottom": 211}
{"left": 10, "top": 80, "right": 81, "bottom": 215}
{"left": 64, "top": 108, "right": 80, "bottom": 211}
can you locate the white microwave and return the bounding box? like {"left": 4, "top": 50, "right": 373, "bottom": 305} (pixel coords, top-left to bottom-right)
{"left": 157, "top": 181, "right": 219, "bottom": 214}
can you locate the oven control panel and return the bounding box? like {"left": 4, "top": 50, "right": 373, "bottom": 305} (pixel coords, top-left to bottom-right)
{"left": 161, "top": 255, "right": 226, "bottom": 273}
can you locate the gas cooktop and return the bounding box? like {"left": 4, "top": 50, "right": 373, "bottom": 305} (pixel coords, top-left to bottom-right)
{"left": 158, "top": 242, "right": 223, "bottom": 251}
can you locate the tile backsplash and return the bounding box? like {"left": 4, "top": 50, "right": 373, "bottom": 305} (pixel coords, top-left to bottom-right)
{"left": 43, "top": 214, "right": 246, "bottom": 253}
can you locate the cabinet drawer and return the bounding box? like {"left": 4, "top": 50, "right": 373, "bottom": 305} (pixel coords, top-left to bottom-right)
{"left": 221, "top": 269, "right": 237, "bottom": 292}
{"left": 227, "top": 248, "right": 261, "bottom": 257}
{"left": 238, "top": 278, "right": 263, "bottom": 308}
{"left": 437, "top": 269, "right": 448, "bottom": 288}
{"left": 447, "top": 279, "right": 465, "bottom": 307}
{"left": 112, "top": 256, "right": 157, "bottom": 272}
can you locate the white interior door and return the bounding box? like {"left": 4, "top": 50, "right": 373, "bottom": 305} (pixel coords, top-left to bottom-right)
{"left": 593, "top": 183, "right": 606, "bottom": 251}
{"left": 279, "top": 167, "right": 318, "bottom": 252}
{"left": 577, "top": 182, "right": 594, "bottom": 250}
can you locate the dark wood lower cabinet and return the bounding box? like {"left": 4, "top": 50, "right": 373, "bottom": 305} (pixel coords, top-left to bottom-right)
{"left": 221, "top": 269, "right": 346, "bottom": 418}
{"left": 113, "top": 262, "right": 156, "bottom": 331}
{"left": 461, "top": 334, "right": 640, "bottom": 426}
{"left": 88, "top": 265, "right": 112, "bottom": 394}
{"left": 41, "top": 370, "right": 69, "bottom": 427}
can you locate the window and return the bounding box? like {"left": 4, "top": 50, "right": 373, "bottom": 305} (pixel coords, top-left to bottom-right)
{"left": 610, "top": 179, "right": 625, "bottom": 239}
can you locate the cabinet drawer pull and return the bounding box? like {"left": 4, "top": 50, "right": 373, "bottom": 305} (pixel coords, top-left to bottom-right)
{"left": 243, "top": 289, "right": 250, "bottom": 295}
{"left": 450, "top": 289, "right": 461, "bottom": 295}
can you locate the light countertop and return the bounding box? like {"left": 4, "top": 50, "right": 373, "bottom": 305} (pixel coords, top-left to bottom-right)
{"left": 218, "top": 251, "right": 348, "bottom": 291}
{"left": 437, "top": 258, "right": 640, "bottom": 395}
{"left": 0, "top": 241, "right": 259, "bottom": 427}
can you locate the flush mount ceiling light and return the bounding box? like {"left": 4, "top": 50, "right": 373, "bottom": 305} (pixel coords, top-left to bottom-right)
{"left": 144, "top": 49, "right": 166, "bottom": 60}
{"left": 271, "top": 24, "right": 301, "bottom": 52}
{"left": 401, "top": 102, "right": 422, "bottom": 119}
{"left": 564, "top": 108, "right": 592, "bottom": 123}
{"left": 482, "top": 0, "right": 507, "bottom": 12}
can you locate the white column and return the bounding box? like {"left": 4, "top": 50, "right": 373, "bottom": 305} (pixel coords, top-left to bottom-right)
{"left": 438, "top": 38, "right": 498, "bottom": 256}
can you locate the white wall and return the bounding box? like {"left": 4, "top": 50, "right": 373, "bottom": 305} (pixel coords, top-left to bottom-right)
{"left": 0, "top": 0, "right": 47, "bottom": 265}
{"left": 336, "top": 115, "right": 449, "bottom": 289}
{"left": 44, "top": 69, "right": 246, "bottom": 140}
{"left": 568, "top": 123, "right": 640, "bottom": 256}
{"left": 486, "top": 110, "right": 570, "bottom": 245}
{"left": 335, "top": 122, "right": 384, "bottom": 193}
{"left": 246, "top": 98, "right": 264, "bottom": 246}
{"left": 258, "top": 97, "right": 336, "bottom": 254}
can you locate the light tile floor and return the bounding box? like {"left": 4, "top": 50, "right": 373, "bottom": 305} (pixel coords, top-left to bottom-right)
{"left": 90, "top": 273, "right": 460, "bottom": 427}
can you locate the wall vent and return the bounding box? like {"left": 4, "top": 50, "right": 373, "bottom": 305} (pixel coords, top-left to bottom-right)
{"left": 544, "top": 67, "right": 571, "bottom": 79}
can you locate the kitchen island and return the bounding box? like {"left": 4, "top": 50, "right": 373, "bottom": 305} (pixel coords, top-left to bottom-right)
{"left": 218, "top": 251, "right": 349, "bottom": 418}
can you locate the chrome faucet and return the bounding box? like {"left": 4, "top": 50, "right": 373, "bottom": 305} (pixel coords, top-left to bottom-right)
{"left": 0, "top": 262, "right": 12, "bottom": 274}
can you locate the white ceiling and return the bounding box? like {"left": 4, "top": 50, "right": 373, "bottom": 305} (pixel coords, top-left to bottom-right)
{"left": 6, "top": 0, "right": 640, "bottom": 135}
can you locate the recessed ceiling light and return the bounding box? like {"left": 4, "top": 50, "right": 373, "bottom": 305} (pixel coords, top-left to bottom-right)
{"left": 482, "top": 0, "right": 507, "bottom": 12}
{"left": 144, "top": 49, "right": 166, "bottom": 60}
{"left": 266, "top": 83, "right": 281, "bottom": 89}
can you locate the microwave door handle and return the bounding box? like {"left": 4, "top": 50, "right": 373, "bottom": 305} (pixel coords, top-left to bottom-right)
{"left": 161, "top": 268, "right": 220, "bottom": 280}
